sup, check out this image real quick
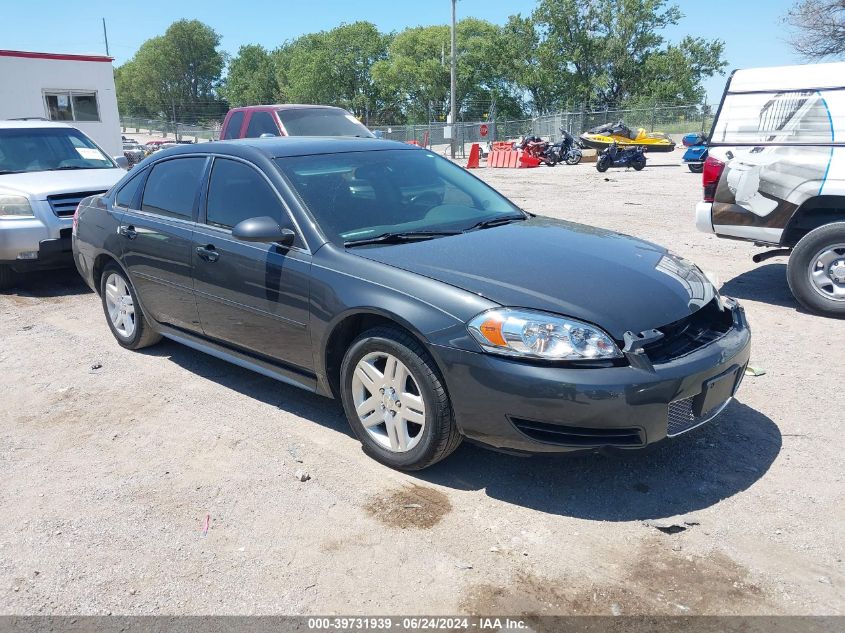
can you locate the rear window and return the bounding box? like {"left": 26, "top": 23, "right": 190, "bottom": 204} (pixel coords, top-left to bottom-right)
{"left": 711, "top": 88, "right": 842, "bottom": 145}
{"left": 277, "top": 108, "right": 373, "bottom": 137}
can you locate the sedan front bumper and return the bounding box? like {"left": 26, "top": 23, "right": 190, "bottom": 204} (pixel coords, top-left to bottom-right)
{"left": 432, "top": 302, "right": 751, "bottom": 453}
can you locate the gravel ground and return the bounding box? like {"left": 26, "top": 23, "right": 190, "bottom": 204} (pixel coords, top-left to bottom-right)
{"left": 1, "top": 148, "right": 843, "bottom": 616}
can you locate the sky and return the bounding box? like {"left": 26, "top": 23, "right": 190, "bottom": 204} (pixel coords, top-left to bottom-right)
{"left": 0, "top": 0, "right": 802, "bottom": 103}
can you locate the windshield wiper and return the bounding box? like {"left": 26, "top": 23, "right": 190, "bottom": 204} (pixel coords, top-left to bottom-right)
{"left": 0, "top": 169, "right": 26, "bottom": 175}
{"left": 344, "top": 230, "right": 461, "bottom": 247}
{"left": 46, "top": 166, "right": 100, "bottom": 171}
{"left": 464, "top": 215, "right": 527, "bottom": 232}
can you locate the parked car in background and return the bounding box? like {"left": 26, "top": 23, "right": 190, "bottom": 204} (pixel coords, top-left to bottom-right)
{"left": 697, "top": 61, "right": 845, "bottom": 317}
{"left": 73, "top": 137, "right": 750, "bottom": 470}
{"left": 0, "top": 120, "right": 125, "bottom": 288}
{"left": 122, "top": 141, "right": 145, "bottom": 167}
{"left": 220, "top": 104, "right": 374, "bottom": 140}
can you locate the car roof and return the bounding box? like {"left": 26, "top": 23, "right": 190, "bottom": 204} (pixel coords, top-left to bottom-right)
{"left": 158, "top": 137, "right": 417, "bottom": 159}
{"left": 0, "top": 120, "right": 74, "bottom": 130}
{"left": 229, "top": 104, "right": 349, "bottom": 112}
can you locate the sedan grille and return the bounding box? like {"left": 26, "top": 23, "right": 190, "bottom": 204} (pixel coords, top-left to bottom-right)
{"left": 511, "top": 417, "right": 645, "bottom": 447}
{"left": 643, "top": 298, "right": 734, "bottom": 364}
{"left": 47, "top": 191, "right": 107, "bottom": 217}
{"left": 666, "top": 396, "right": 730, "bottom": 437}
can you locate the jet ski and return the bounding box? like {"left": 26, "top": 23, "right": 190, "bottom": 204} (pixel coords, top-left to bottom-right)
{"left": 579, "top": 120, "right": 676, "bottom": 153}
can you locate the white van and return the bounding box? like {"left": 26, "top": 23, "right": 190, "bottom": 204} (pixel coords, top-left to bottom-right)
{"left": 695, "top": 61, "right": 845, "bottom": 317}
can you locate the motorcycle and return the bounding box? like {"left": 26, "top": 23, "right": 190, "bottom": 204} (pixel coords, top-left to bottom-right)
{"left": 595, "top": 142, "right": 646, "bottom": 172}
{"left": 681, "top": 132, "right": 708, "bottom": 173}
{"left": 549, "top": 128, "right": 583, "bottom": 165}
{"left": 517, "top": 135, "right": 558, "bottom": 166}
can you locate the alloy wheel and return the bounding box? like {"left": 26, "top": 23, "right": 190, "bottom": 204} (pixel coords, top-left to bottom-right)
{"left": 104, "top": 273, "right": 136, "bottom": 338}
{"left": 351, "top": 351, "right": 426, "bottom": 453}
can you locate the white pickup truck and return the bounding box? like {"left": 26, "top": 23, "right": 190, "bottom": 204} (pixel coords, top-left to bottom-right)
{"left": 0, "top": 120, "right": 126, "bottom": 289}
{"left": 696, "top": 61, "right": 845, "bottom": 317}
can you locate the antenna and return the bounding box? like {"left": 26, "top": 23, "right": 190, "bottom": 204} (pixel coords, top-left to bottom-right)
{"left": 102, "top": 18, "right": 110, "bottom": 57}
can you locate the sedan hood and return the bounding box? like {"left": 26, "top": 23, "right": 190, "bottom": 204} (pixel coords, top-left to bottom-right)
{"left": 0, "top": 168, "right": 125, "bottom": 200}
{"left": 352, "top": 217, "right": 716, "bottom": 340}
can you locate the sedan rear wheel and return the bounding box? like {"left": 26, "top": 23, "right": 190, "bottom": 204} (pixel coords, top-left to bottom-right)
{"left": 100, "top": 263, "right": 162, "bottom": 349}
{"left": 340, "top": 327, "right": 461, "bottom": 470}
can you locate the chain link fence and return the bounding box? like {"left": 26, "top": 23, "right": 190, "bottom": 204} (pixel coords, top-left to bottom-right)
{"left": 121, "top": 102, "right": 711, "bottom": 155}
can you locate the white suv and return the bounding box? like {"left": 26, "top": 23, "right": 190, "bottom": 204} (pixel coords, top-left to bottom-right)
{"left": 0, "top": 120, "right": 126, "bottom": 289}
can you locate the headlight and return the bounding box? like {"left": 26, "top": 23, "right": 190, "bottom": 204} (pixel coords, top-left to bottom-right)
{"left": 467, "top": 308, "right": 622, "bottom": 360}
{"left": 0, "top": 194, "right": 34, "bottom": 218}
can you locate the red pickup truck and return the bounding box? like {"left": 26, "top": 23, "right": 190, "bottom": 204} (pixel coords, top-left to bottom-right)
{"left": 220, "top": 104, "right": 374, "bottom": 140}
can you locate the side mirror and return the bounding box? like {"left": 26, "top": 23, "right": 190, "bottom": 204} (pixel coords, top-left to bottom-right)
{"left": 114, "top": 155, "right": 129, "bottom": 170}
{"left": 232, "top": 216, "right": 295, "bottom": 246}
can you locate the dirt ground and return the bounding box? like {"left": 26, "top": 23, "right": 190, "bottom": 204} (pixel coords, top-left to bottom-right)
{"left": 1, "top": 148, "right": 843, "bottom": 616}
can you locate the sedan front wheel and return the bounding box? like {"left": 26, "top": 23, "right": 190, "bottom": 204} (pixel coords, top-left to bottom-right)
{"left": 340, "top": 327, "right": 461, "bottom": 470}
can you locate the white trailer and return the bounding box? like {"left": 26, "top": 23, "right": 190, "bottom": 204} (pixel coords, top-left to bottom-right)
{"left": 0, "top": 49, "right": 122, "bottom": 156}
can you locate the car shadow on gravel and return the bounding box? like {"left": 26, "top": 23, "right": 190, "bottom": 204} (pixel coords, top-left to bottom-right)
{"left": 413, "top": 400, "right": 781, "bottom": 521}
{"left": 721, "top": 263, "right": 798, "bottom": 309}
{"left": 0, "top": 268, "right": 92, "bottom": 298}
{"left": 139, "top": 339, "right": 350, "bottom": 434}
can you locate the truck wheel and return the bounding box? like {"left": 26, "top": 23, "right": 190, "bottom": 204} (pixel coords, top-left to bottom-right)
{"left": 340, "top": 326, "right": 461, "bottom": 470}
{"left": 688, "top": 163, "right": 703, "bottom": 173}
{"left": 100, "top": 263, "right": 162, "bottom": 349}
{"left": 0, "top": 265, "right": 15, "bottom": 290}
{"left": 787, "top": 222, "right": 845, "bottom": 318}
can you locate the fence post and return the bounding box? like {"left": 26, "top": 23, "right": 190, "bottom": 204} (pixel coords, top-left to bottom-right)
{"left": 700, "top": 96, "right": 708, "bottom": 133}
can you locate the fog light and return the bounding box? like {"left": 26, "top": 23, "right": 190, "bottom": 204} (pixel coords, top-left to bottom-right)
{"left": 16, "top": 251, "right": 38, "bottom": 260}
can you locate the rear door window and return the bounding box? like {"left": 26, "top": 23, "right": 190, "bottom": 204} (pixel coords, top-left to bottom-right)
{"left": 245, "top": 111, "right": 279, "bottom": 138}
{"left": 205, "top": 158, "right": 290, "bottom": 231}
{"left": 222, "top": 111, "right": 245, "bottom": 139}
{"left": 141, "top": 157, "right": 206, "bottom": 219}
{"left": 115, "top": 170, "right": 145, "bottom": 209}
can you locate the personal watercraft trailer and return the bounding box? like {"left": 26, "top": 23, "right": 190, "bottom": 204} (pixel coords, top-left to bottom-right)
{"left": 580, "top": 120, "right": 676, "bottom": 153}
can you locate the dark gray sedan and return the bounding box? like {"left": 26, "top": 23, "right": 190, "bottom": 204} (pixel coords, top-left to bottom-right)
{"left": 72, "top": 138, "right": 751, "bottom": 470}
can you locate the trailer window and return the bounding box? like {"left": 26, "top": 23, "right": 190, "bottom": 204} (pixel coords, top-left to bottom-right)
{"left": 44, "top": 91, "right": 101, "bottom": 122}
{"left": 711, "top": 89, "right": 842, "bottom": 145}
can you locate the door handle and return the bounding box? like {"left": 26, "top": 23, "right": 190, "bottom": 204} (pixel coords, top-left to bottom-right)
{"left": 119, "top": 225, "right": 137, "bottom": 239}
{"left": 196, "top": 245, "right": 219, "bottom": 263}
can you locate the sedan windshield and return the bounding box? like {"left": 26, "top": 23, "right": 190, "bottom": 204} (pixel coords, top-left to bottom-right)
{"left": 277, "top": 108, "right": 374, "bottom": 137}
{"left": 276, "top": 149, "right": 525, "bottom": 245}
{"left": 0, "top": 127, "right": 115, "bottom": 174}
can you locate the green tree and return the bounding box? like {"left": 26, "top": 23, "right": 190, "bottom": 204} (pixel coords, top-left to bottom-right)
{"left": 115, "top": 20, "right": 226, "bottom": 123}
{"left": 221, "top": 44, "right": 278, "bottom": 106}
{"left": 372, "top": 19, "right": 525, "bottom": 122}
{"left": 273, "top": 22, "right": 390, "bottom": 123}
{"left": 528, "top": 0, "right": 725, "bottom": 109}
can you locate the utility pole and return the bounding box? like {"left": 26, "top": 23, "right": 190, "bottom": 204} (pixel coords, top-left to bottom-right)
{"left": 450, "top": 0, "right": 457, "bottom": 158}
{"left": 102, "top": 18, "right": 110, "bottom": 57}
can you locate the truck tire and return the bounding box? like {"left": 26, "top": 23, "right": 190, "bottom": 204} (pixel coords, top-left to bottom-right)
{"left": 0, "top": 265, "right": 15, "bottom": 291}
{"left": 787, "top": 222, "right": 845, "bottom": 318}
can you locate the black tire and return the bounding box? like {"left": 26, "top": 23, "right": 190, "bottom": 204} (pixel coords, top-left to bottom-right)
{"left": 340, "top": 326, "right": 461, "bottom": 470}
{"left": 596, "top": 157, "right": 610, "bottom": 173}
{"left": 632, "top": 158, "right": 646, "bottom": 171}
{"left": 688, "top": 163, "right": 703, "bottom": 173}
{"left": 787, "top": 222, "right": 845, "bottom": 318}
{"left": 0, "top": 264, "right": 15, "bottom": 291}
{"left": 99, "top": 263, "right": 162, "bottom": 349}
{"left": 566, "top": 152, "right": 582, "bottom": 165}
